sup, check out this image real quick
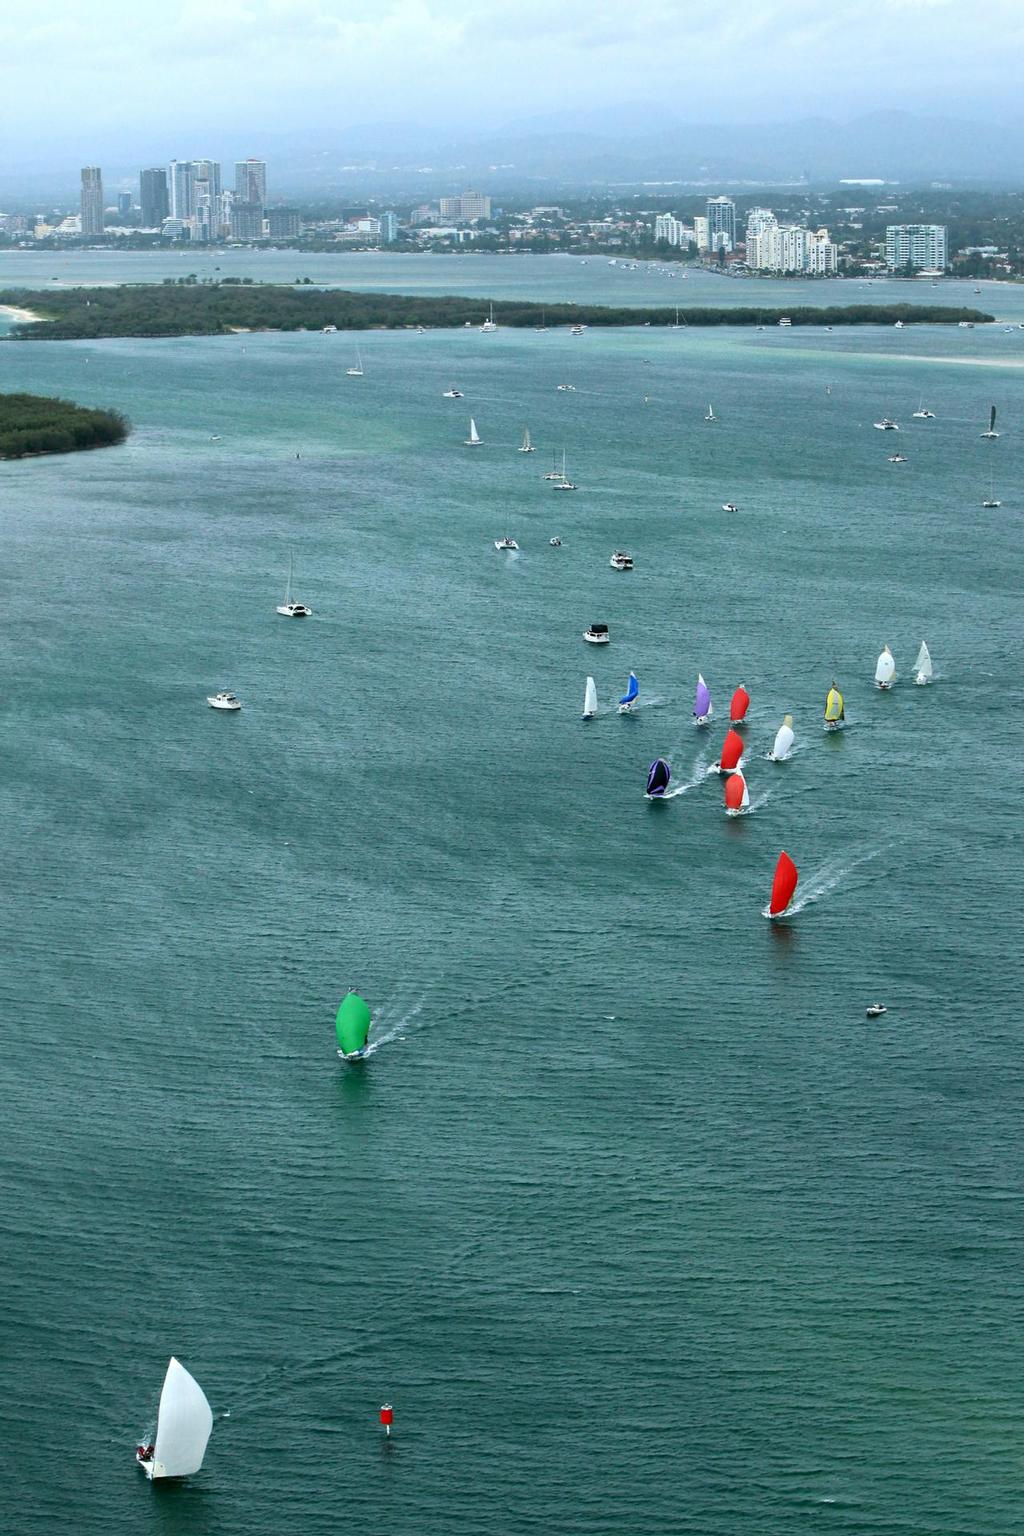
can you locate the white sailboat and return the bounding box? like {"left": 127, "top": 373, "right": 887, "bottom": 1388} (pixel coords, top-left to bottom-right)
{"left": 913, "top": 641, "right": 933, "bottom": 686}
{"left": 276, "top": 553, "right": 311, "bottom": 617}
{"left": 705, "top": 404, "right": 717, "bottom": 422}
{"left": 553, "top": 448, "right": 576, "bottom": 489}
{"left": 768, "top": 714, "right": 795, "bottom": 761}
{"left": 480, "top": 304, "right": 498, "bottom": 333}
{"left": 346, "top": 349, "right": 364, "bottom": 377}
{"left": 519, "top": 427, "right": 535, "bottom": 454}
{"left": 982, "top": 468, "right": 1001, "bottom": 508}
{"left": 912, "top": 400, "right": 935, "bottom": 419}
{"left": 583, "top": 677, "right": 598, "bottom": 719}
{"left": 875, "top": 645, "right": 897, "bottom": 689}
{"left": 464, "top": 418, "right": 482, "bottom": 446}
{"left": 981, "top": 406, "right": 999, "bottom": 439}
{"left": 136, "top": 1358, "right": 214, "bottom": 1481}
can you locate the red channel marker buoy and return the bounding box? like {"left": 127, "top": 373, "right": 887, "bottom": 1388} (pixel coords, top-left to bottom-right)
{"left": 380, "top": 1403, "right": 394, "bottom": 1437}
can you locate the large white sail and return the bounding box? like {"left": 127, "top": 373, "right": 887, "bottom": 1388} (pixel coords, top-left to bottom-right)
{"left": 583, "top": 677, "right": 597, "bottom": 718}
{"left": 771, "top": 715, "right": 795, "bottom": 760}
{"left": 151, "top": 1358, "right": 213, "bottom": 1479}
{"left": 875, "top": 646, "right": 896, "bottom": 686}
{"left": 914, "top": 641, "right": 933, "bottom": 683}
{"left": 466, "top": 418, "right": 481, "bottom": 445}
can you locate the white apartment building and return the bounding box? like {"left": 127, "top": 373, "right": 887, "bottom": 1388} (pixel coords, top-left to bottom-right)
{"left": 808, "top": 227, "right": 838, "bottom": 275}
{"left": 746, "top": 211, "right": 837, "bottom": 275}
{"left": 654, "top": 214, "right": 693, "bottom": 247}
{"left": 885, "top": 224, "right": 947, "bottom": 271}
{"left": 693, "top": 215, "right": 709, "bottom": 252}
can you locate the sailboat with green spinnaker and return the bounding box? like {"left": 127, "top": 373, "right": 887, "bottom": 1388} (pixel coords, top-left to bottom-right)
{"left": 336, "top": 992, "right": 372, "bottom": 1061}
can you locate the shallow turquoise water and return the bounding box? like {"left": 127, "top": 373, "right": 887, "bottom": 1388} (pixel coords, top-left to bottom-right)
{"left": 0, "top": 321, "right": 1022, "bottom": 1535}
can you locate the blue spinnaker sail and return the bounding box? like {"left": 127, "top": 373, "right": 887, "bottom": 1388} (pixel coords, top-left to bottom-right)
{"left": 646, "top": 759, "right": 671, "bottom": 797}
{"left": 620, "top": 672, "right": 639, "bottom": 706}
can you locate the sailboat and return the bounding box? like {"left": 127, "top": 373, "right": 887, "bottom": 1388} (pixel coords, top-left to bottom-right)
{"left": 336, "top": 991, "right": 372, "bottom": 1061}
{"left": 768, "top": 715, "right": 795, "bottom": 761}
{"left": 553, "top": 448, "right": 576, "bottom": 490}
{"left": 705, "top": 404, "right": 717, "bottom": 422}
{"left": 481, "top": 304, "right": 498, "bottom": 333}
{"left": 981, "top": 406, "right": 999, "bottom": 439}
{"left": 543, "top": 451, "right": 564, "bottom": 482}
{"left": 583, "top": 677, "right": 598, "bottom": 719}
{"left": 618, "top": 673, "right": 639, "bottom": 714}
{"left": 824, "top": 682, "right": 845, "bottom": 730}
{"left": 645, "top": 759, "right": 671, "bottom": 798}
{"left": 464, "top": 418, "right": 482, "bottom": 446}
{"left": 767, "top": 851, "right": 799, "bottom": 918}
{"left": 982, "top": 469, "right": 1001, "bottom": 508}
{"left": 913, "top": 642, "right": 933, "bottom": 686}
{"left": 672, "top": 307, "right": 682, "bottom": 329}
{"left": 875, "top": 645, "right": 896, "bottom": 690}
{"left": 276, "top": 553, "right": 311, "bottom": 617}
{"left": 346, "top": 348, "right": 364, "bottom": 377}
{"left": 135, "top": 1358, "right": 213, "bottom": 1480}
{"left": 519, "top": 427, "right": 535, "bottom": 454}
{"left": 912, "top": 400, "right": 935, "bottom": 419}
{"left": 724, "top": 771, "right": 750, "bottom": 815}
{"left": 730, "top": 685, "right": 750, "bottom": 724}
{"left": 693, "top": 673, "right": 713, "bottom": 726}
{"left": 714, "top": 728, "right": 744, "bottom": 775}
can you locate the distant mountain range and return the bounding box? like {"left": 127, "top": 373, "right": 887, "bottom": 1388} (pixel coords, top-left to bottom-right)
{"left": 2, "top": 112, "right": 1021, "bottom": 203}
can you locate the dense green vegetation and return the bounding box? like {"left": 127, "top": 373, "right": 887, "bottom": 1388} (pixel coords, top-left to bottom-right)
{"left": 0, "top": 390, "right": 129, "bottom": 458}
{"left": 0, "top": 286, "right": 992, "bottom": 341}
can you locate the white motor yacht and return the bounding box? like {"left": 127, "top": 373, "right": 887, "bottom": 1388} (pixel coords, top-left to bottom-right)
{"left": 865, "top": 1004, "right": 887, "bottom": 1018}
{"left": 583, "top": 623, "right": 610, "bottom": 644}
{"left": 887, "top": 453, "right": 907, "bottom": 464}
{"left": 442, "top": 387, "right": 464, "bottom": 399}
{"left": 722, "top": 502, "right": 739, "bottom": 513}
{"left": 556, "top": 383, "right": 576, "bottom": 392}
{"left": 549, "top": 537, "right": 562, "bottom": 546}
{"left": 610, "top": 551, "right": 634, "bottom": 571}
{"left": 207, "top": 691, "right": 242, "bottom": 711}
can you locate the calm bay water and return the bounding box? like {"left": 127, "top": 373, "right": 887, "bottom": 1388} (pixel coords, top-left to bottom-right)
{"left": 1, "top": 312, "right": 1022, "bottom": 1535}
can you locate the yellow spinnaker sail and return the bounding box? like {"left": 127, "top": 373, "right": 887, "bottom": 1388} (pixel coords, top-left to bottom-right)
{"left": 824, "top": 687, "right": 844, "bottom": 721}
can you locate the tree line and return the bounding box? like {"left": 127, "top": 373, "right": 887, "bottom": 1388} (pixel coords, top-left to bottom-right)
{"left": 0, "top": 286, "right": 993, "bottom": 341}
{"left": 0, "top": 391, "right": 129, "bottom": 458}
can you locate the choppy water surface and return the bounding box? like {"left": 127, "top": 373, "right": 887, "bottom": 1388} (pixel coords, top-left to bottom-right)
{"left": 0, "top": 317, "right": 1022, "bottom": 1536}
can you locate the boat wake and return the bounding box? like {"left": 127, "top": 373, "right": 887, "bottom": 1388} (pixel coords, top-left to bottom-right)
{"left": 765, "top": 845, "right": 887, "bottom": 919}
{"left": 662, "top": 753, "right": 708, "bottom": 797}
{"left": 362, "top": 992, "right": 428, "bottom": 1056}
{"left": 743, "top": 786, "right": 774, "bottom": 815}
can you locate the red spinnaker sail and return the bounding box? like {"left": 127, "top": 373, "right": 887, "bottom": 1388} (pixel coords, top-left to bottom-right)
{"left": 724, "top": 772, "right": 746, "bottom": 811}
{"left": 769, "top": 851, "right": 798, "bottom": 915}
{"left": 730, "top": 685, "right": 750, "bottom": 723}
{"left": 720, "top": 729, "right": 744, "bottom": 772}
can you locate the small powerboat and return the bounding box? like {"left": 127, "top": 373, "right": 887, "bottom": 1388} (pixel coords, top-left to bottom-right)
{"left": 722, "top": 502, "right": 739, "bottom": 513}
{"left": 549, "top": 537, "right": 562, "bottom": 546}
{"left": 494, "top": 536, "right": 518, "bottom": 551}
{"left": 583, "top": 623, "right": 610, "bottom": 645}
{"left": 207, "top": 691, "right": 241, "bottom": 711}
{"left": 556, "top": 384, "right": 576, "bottom": 392}
{"left": 442, "top": 388, "right": 464, "bottom": 398}
{"left": 865, "top": 1004, "right": 887, "bottom": 1018}
{"left": 609, "top": 551, "right": 634, "bottom": 571}
{"left": 887, "top": 453, "right": 907, "bottom": 463}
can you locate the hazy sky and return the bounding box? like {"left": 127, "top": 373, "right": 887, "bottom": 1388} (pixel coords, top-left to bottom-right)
{"left": 0, "top": 0, "right": 1020, "bottom": 154}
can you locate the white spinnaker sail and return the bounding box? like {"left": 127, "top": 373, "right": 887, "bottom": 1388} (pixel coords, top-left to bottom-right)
{"left": 875, "top": 647, "right": 896, "bottom": 684}
{"left": 772, "top": 717, "right": 795, "bottom": 759}
{"left": 583, "top": 677, "right": 597, "bottom": 717}
{"left": 914, "top": 642, "right": 932, "bottom": 680}
{"left": 152, "top": 1358, "right": 213, "bottom": 1479}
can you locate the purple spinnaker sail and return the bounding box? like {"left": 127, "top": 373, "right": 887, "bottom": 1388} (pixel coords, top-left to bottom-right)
{"left": 694, "top": 675, "right": 711, "bottom": 718}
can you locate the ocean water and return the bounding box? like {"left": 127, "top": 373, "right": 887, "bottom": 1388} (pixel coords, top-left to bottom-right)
{"left": 0, "top": 318, "right": 1022, "bottom": 1536}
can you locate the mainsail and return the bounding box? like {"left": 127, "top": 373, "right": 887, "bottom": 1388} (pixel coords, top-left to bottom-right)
{"left": 150, "top": 1358, "right": 213, "bottom": 1480}
{"left": 914, "top": 642, "right": 933, "bottom": 682}
{"left": 583, "top": 677, "right": 598, "bottom": 718}
{"left": 336, "top": 992, "right": 372, "bottom": 1057}
{"left": 646, "top": 759, "right": 671, "bottom": 797}
{"left": 769, "top": 851, "right": 799, "bottom": 916}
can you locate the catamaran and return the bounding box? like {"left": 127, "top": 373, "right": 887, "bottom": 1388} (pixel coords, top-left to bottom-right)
{"left": 519, "top": 427, "right": 535, "bottom": 453}
{"left": 494, "top": 536, "right": 519, "bottom": 551}
{"left": 481, "top": 304, "right": 498, "bottom": 333}
{"left": 874, "top": 417, "right": 899, "bottom": 431}
{"left": 981, "top": 406, "right": 999, "bottom": 439}
{"left": 875, "top": 645, "right": 896, "bottom": 690}
{"left": 693, "top": 673, "right": 713, "bottom": 726}
{"left": 553, "top": 449, "right": 576, "bottom": 490}
{"left": 464, "top": 418, "right": 482, "bottom": 446}
{"left": 618, "top": 673, "right": 639, "bottom": 714}
{"left": 583, "top": 677, "right": 598, "bottom": 719}
{"left": 336, "top": 991, "right": 372, "bottom": 1061}
{"left": 982, "top": 469, "right": 1001, "bottom": 507}
{"left": 276, "top": 553, "right": 311, "bottom": 617}
{"left": 136, "top": 1358, "right": 213, "bottom": 1481}
{"left": 912, "top": 400, "right": 935, "bottom": 419}
{"left": 768, "top": 714, "right": 795, "bottom": 761}
{"left": 346, "top": 349, "right": 364, "bottom": 377}
{"left": 705, "top": 404, "right": 717, "bottom": 422}
{"left": 824, "top": 682, "right": 845, "bottom": 730}
{"left": 913, "top": 642, "right": 933, "bottom": 686}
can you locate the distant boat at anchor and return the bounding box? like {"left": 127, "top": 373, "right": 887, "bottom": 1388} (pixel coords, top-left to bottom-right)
{"left": 519, "top": 426, "right": 535, "bottom": 453}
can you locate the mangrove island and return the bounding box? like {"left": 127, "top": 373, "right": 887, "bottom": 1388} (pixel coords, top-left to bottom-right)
{"left": 0, "top": 391, "right": 129, "bottom": 459}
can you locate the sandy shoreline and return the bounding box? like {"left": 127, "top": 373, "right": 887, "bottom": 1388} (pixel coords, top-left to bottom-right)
{"left": 0, "top": 304, "right": 44, "bottom": 324}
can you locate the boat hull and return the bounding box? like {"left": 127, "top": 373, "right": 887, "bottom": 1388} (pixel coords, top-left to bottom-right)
{"left": 583, "top": 634, "right": 609, "bottom": 645}
{"left": 337, "top": 1048, "right": 369, "bottom": 1063}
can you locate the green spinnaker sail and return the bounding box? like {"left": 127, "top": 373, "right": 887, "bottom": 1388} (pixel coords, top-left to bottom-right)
{"left": 335, "top": 992, "right": 372, "bottom": 1056}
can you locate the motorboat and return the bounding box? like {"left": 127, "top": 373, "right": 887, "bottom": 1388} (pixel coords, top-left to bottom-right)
{"left": 722, "top": 502, "right": 739, "bottom": 513}
{"left": 570, "top": 325, "right": 585, "bottom": 335}
{"left": 556, "top": 384, "right": 576, "bottom": 392}
{"left": 494, "top": 536, "right": 518, "bottom": 551}
{"left": 865, "top": 1004, "right": 887, "bottom": 1018}
{"left": 207, "top": 692, "right": 241, "bottom": 711}
{"left": 894, "top": 320, "right": 905, "bottom": 329}
{"left": 549, "top": 537, "right": 562, "bottom": 546}
{"left": 887, "top": 453, "right": 907, "bottom": 463}
{"left": 276, "top": 553, "right": 311, "bottom": 617}
{"left": 874, "top": 418, "right": 899, "bottom": 431}
{"left": 583, "top": 623, "right": 610, "bottom": 644}
{"left": 609, "top": 551, "right": 634, "bottom": 571}
{"left": 442, "top": 387, "right": 464, "bottom": 399}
